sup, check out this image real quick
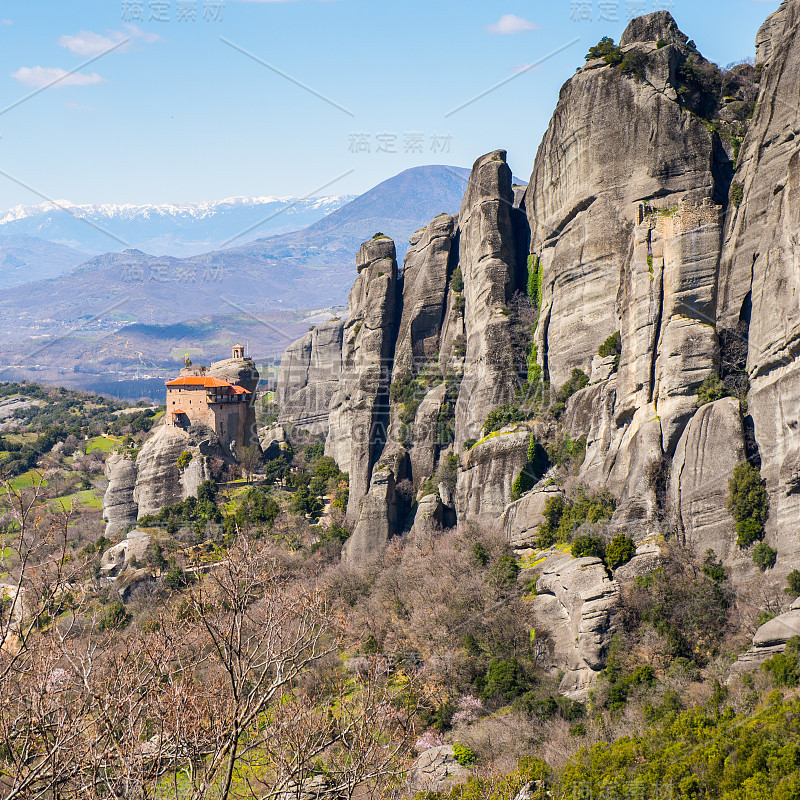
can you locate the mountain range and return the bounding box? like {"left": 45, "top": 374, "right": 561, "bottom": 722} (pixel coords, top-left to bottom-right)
{"left": 0, "top": 195, "right": 353, "bottom": 258}
{"left": 0, "top": 165, "right": 478, "bottom": 395}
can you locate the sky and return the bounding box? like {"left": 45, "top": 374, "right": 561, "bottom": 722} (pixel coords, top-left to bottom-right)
{"left": 0, "top": 0, "right": 782, "bottom": 208}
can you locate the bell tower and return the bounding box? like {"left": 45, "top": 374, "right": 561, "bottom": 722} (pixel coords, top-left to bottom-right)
{"left": 232, "top": 344, "right": 245, "bottom": 360}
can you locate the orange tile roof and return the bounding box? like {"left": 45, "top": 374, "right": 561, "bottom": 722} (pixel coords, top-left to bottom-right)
{"left": 165, "top": 375, "right": 251, "bottom": 394}
{"left": 171, "top": 408, "right": 186, "bottom": 414}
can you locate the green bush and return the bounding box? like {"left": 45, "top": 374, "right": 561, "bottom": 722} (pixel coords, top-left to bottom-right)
{"left": 452, "top": 743, "right": 478, "bottom": 767}
{"left": 489, "top": 555, "right": 520, "bottom": 588}
{"left": 537, "top": 488, "right": 616, "bottom": 548}
{"left": 598, "top": 331, "right": 622, "bottom": 359}
{"left": 98, "top": 599, "right": 131, "bottom": 631}
{"left": 731, "top": 181, "right": 744, "bottom": 207}
{"left": 483, "top": 404, "right": 525, "bottom": 435}
{"left": 606, "top": 534, "right": 636, "bottom": 570}
{"left": 585, "top": 36, "right": 622, "bottom": 66}
{"left": 572, "top": 535, "right": 606, "bottom": 561}
{"left": 450, "top": 266, "right": 464, "bottom": 293}
{"left": 752, "top": 542, "right": 777, "bottom": 571}
{"left": 620, "top": 48, "right": 649, "bottom": 81}
{"left": 786, "top": 569, "right": 800, "bottom": 598}
{"left": 527, "top": 255, "right": 543, "bottom": 308}
{"left": 728, "top": 461, "right": 769, "bottom": 547}
{"left": 177, "top": 450, "right": 193, "bottom": 470}
{"left": 553, "top": 368, "right": 589, "bottom": 418}
{"left": 696, "top": 373, "right": 727, "bottom": 406}
{"left": 702, "top": 549, "right": 727, "bottom": 582}
{"left": 763, "top": 637, "right": 800, "bottom": 687}
{"left": 479, "top": 658, "right": 532, "bottom": 702}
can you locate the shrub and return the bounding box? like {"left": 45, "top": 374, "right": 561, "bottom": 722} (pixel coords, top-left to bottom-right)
{"left": 527, "top": 255, "right": 543, "bottom": 308}
{"left": 586, "top": 36, "right": 622, "bottom": 66}
{"left": 656, "top": 38, "right": 668, "bottom": 48}
{"left": 606, "top": 534, "right": 636, "bottom": 570}
{"left": 450, "top": 266, "right": 464, "bottom": 293}
{"left": 98, "top": 599, "right": 131, "bottom": 631}
{"left": 620, "top": 48, "right": 649, "bottom": 81}
{"left": 553, "top": 368, "right": 589, "bottom": 417}
{"left": 752, "top": 542, "right": 777, "bottom": 571}
{"left": 763, "top": 637, "right": 800, "bottom": 687}
{"left": 489, "top": 555, "right": 520, "bottom": 588}
{"left": 696, "top": 373, "right": 727, "bottom": 406}
{"left": 598, "top": 331, "right": 622, "bottom": 359}
{"left": 786, "top": 569, "right": 800, "bottom": 598}
{"left": 483, "top": 404, "right": 525, "bottom": 435}
{"left": 479, "top": 658, "right": 531, "bottom": 702}
{"left": 572, "top": 535, "right": 606, "bottom": 561}
{"left": 177, "top": 450, "right": 193, "bottom": 470}
{"left": 728, "top": 461, "right": 769, "bottom": 547}
{"left": 437, "top": 453, "right": 459, "bottom": 493}
{"left": 731, "top": 181, "right": 744, "bottom": 207}
{"left": 702, "top": 549, "right": 727, "bottom": 582}
{"left": 452, "top": 743, "right": 478, "bottom": 767}
{"left": 537, "top": 488, "right": 615, "bottom": 548}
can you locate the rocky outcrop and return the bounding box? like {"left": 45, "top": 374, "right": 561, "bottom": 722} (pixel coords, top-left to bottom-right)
{"left": 392, "top": 215, "right": 455, "bottom": 380}
{"left": 102, "top": 453, "right": 138, "bottom": 538}
{"left": 132, "top": 424, "right": 218, "bottom": 518}
{"left": 717, "top": 0, "right": 800, "bottom": 578}
{"left": 731, "top": 597, "right": 800, "bottom": 675}
{"left": 502, "top": 485, "right": 564, "bottom": 550}
{"left": 532, "top": 551, "right": 619, "bottom": 698}
{"left": 407, "top": 746, "right": 467, "bottom": 794}
{"left": 455, "top": 428, "right": 531, "bottom": 520}
{"left": 527, "top": 12, "right": 728, "bottom": 389}
{"left": 454, "top": 151, "right": 522, "bottom": 447}
{"left": 326, "top": 237, "right": 400, "bottom": 524}
{"left": 276, "top": 318, "right": 344, "bottom": 435}
{"left": 100, "top": 529, "right": 152, "bottom": 576}
{"left": 669, "top": 398, "right": 749, "bottom": 567}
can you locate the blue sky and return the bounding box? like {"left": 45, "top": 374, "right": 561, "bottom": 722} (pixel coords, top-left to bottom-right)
{"left": 0, "top": 0, "right": 781, "bottom": 208}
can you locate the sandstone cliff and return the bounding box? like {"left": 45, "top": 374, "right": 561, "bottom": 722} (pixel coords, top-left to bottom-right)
{"left": 271, "top": 4, "right": 800, "bottom": 686}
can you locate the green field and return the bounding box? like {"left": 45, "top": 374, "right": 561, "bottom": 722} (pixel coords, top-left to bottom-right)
{"left": 86, "top": 436, "right": 120, "bottom": 453}
{"left": 9, "top": 470, "right": 48, "bottom": 491}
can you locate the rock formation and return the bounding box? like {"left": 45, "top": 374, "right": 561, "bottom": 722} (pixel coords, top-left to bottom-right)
{"left": 276, "top": 318, "right": 344, "bottom": 435}
{"left": 270, "top": 4, "right": 800, "bottom": 690}
{"left": 102, "top": 453, "right": 139, "bottom": 538}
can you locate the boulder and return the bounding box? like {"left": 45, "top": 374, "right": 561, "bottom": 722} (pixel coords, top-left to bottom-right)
{"left": 100, "top": 529, "right": 152, "bottom": 576}
{"left": 406, "top": 746, "right": 466, "bottom": 794}
{"left": 532, "top": 551, "right": 619, "bottom": 697}
{"left": 731, "top": 597, "right": 800, "bottom": 675}
{"left": 502, "top": 485, "right": 564, "bottom": 550}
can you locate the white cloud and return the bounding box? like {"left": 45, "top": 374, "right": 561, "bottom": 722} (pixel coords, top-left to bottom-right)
{"left": 65, "top": 101, "right": 92, "bottom": 110}
{"left": 0, "top": 19, "right": 12, "bottom": 25}
{"left": 487, "top": 14, "right": 539, "bottom": 35}
{"left": 58, "top": 25, "right": 162, "bottom": 57}
{"left": 11, "top": 66, "right": 107, "bottom": 89}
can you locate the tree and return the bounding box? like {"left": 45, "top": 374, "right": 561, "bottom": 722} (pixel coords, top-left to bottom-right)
{"left": 606, "top": 534, "right": 636, "bottom": 570}
{"left": 238, "top": 445, "right": 262, "bottom": 482}
{"left": 728, "top": 461, "right": 769, "bottom": 547}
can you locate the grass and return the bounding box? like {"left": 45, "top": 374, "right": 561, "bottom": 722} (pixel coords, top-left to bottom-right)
{"left": 9, "top": 470, "right": 47, "bottom": 491}
{"left": 49, "top": 489, "right": 103, "bottom": 512}
{"left": 86, "top": 436, "right": 120, "bottom": 454}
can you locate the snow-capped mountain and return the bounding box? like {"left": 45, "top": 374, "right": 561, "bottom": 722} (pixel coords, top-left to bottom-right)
{"left": 0, "top": 195, "right": 354, "bottom": 257}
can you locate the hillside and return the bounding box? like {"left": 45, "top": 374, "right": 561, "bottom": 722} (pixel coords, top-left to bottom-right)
{"left": 0, "top": 234, "right": 89, "bottom": 287}
{"left": 4, "top": 5, "right": 800, "bottom": 800}
{"left": 0, "top": 165, "right": 475, "bottom": 396}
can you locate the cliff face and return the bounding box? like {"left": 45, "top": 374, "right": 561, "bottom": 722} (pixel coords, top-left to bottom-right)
{"left": 716, "top": 0, "right": 800, "bottom": 575}
{"left": 526, "top": 11, "right": 728, "bottom": 389}
{"left": 276, "top": 319, "right": 344, "bottom": 435}
{"left": 273, "top": 4, "right": 800, "bottom": 687}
